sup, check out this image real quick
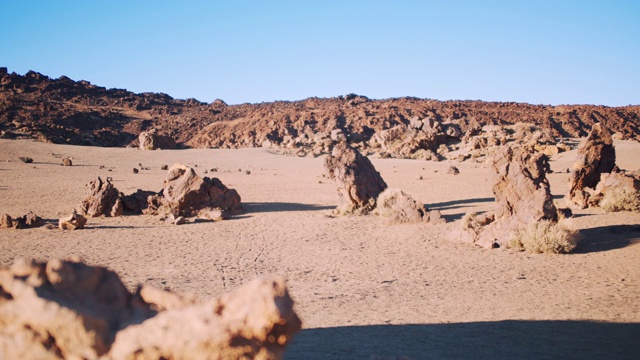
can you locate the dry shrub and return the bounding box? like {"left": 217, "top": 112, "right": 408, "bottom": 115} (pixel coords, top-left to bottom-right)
{"left": 375, "top": 188, "right": 425, "bottom": 223}
{"left": 600, "top": 188, "right": 640, "bottom": 212}
{"left": 461, "top": 212, "right": 494, "bottom": 234}
{"left": 509, "top": 220, "right": 577, "bottom": 254}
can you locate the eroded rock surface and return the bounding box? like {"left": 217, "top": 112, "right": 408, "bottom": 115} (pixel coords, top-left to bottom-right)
{"left": 78, "top": 177, "right": 123, "bottom": 217}
{"left": 458, "top": 145, "right": 558, "bottom": 248}
{"left": 565, "top": 123, "right": 616, "bottom": 208}
{"left": 0, "top": 258, "right": 301, "bottom": 360}
{"left": 324, "top": 142, "right": 387, "bottom": 214}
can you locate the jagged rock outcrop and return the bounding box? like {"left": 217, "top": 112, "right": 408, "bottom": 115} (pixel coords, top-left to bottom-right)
{"left": 78, "top": 177, "right": 124, "bottom": 217}
{"left": 375, "top": 189, "right": 445, "bottom": 224}
{"left": 2, "top": 70, "right": 639, "bottom": 155}
{"left": 458, "top": 145, "right": 558, "bottom": 248}
{"left": 565, "top": 123, "right": 617, "bottom": 208}
{"left": 156, "top": 164, "right": 242, "bottom": 217}
{"left": 138, "top": 129, "right": 177, "bottom": 150}
{"left": 0, "top": 258, "right": 301, "bottom": 359}
{"left": 0, "top": 212, "right": 44, "bottom": 229}
{"left": 324, "top": 142, "right": 388, "bottom": 214}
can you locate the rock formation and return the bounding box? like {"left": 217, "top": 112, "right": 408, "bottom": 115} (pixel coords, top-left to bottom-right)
{"left": 589, "top": 169, "right": 640, "bottom": 211}
{"left": 78, "top": 177, "right": 123, "bottom": 217}
{"left": 458, "top": 145, "right": 559, "bottom": 248}
{"left": 138, "top": 129, "right": 177, "bottom": 150}
{"left": 324, "top": 142, "right": 388, "bottom": 214}
{"left": 565, "top": 123, "right": 616, "bottom": 208}
{"left": 0, "top": 258, "right": 301, "bottom": 359}
{"left": 59, "top": 211, "right": 87, "bottom": 230}
{"left": 0, "top": 212, "right": 44, "bottom": 229}
{"left": 375, "top": 189, "right": 445, "bottom": 224}
{"left": 122, "top": 189, "right": 161, "bottom": 214}
{"left": 157, "top": 164, "right": 242, "bottom": 217}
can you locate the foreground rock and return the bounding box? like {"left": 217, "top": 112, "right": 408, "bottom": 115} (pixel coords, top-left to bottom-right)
{"left": 457, "top": 145, "right": 571, "bottom": 250}
{"left": 59, "top": 211, "right": 87, "bottom": 230}
{"left": 78, "top": 177, "right": 123, "bottom": 217}
{"left": 324, "top": 142, "right": 387, "bottom": 214}
{"left": 565, "top": 123, "right": 616, "bottom": 208}
{"left": 0, "top": 258, "right": 301, "bottom": 359}
{"left": 375, "top": 189, "right": 445, "bottom": 224}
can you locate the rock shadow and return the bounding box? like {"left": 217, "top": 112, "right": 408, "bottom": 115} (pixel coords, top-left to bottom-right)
{"left": 575, "top": 225, "right": 640, "bottom": 253}
{"left": 428, "top": 197, "right": 494, "bottom": 211}
{"left": 244, "top": 202, "right": 334, "bottom": 213}
{"left": 286, "top": 320, "right": 640, "bottom": 360}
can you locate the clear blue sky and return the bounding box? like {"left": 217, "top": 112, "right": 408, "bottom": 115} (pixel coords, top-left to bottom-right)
{"left": 1, "top": 1, "right": 638, "bottom": 106}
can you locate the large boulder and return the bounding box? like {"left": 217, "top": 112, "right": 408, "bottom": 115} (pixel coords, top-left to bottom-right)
{"left": 158, "top": 164, "right": 242, "bottom": 217}
{"left": 565, "top": 123, "right": 616, "bottom": 208}
{"left": 324, "top": 142, "right": 388, "bottom": 214}
{"left": 0, "top": 258, "right": 301, "bottom": 360}
{"left": 138, "top": 129, "right": 177, "bottom": 150}
{"left": 458, "top": 145, "right": 559, "bottom": 248}
{"left": 78, "top": 177, "right": 123, "bottom": 217}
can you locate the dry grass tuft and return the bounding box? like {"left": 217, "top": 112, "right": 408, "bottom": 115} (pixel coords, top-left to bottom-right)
{"left": 509, "top": 220, "right": 577, "bottom": 254}
{"left": 600, "top": 188, "right": 640, "bottom": 212}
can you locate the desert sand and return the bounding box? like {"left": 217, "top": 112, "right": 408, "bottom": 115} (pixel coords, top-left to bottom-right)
{"left": 1, "top": 138, "right": 639, "bottom": 359}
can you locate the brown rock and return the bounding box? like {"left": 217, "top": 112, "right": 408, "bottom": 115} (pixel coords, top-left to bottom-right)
{"left": 0, "top": 259, "right": 301, "bottom": 360}
{"left": 59, "top": 211, "right": 87, "bottom": 230}
{"left": 588, "top": 169, "right": 640, "bottom": 209}
{"left": 448, "top": 165, "right": 460, "bottom": 175}
{"left": 157, "top": 164, "right": 242, "bottom": 217}
{"left": 13, "top": 212, "right": 44, "bottom": 229}
{"left": 78, "top": 177, "right": 123, "bottom": 217}
{"left": 139, "top": 129, "right": 177, "bottom": 150}
{"left": 458, "top": 145, "right": 558, "bottom": 248}
{"left": 18, "top": 156, "right": 33, "bottom": 163}
{"left": 61, "top": 157, "right": 72, "bottom": 166}
{"left": 0, "top": 214, "right": 13, "bottom": 229}
{"left": 375, "top": 188, "right": 446, "bottom": 224}
{"left": 565, "top": 123, "right": 616, "bottom": 208}
{"left": 324, "top": 142, "right": 388, "bottom": 214}
{"left": 122, "top": 189, "right": 160, "bottom": 214}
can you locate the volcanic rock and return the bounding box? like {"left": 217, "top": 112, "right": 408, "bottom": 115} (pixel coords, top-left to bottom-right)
{"left": 138, "top": 129, "right": 177, "bottom": 150}
{"left": 78, "top": 177, "right": 123, "bottom": 217}
{"left": 156, "top": 164, "right": 242, "bottom": 217}
{"left": 122, "top": 189, "right": 160, "bottom": 214}
{"left": 324, "top": 142, "right": 387, "bottom": 214}
{"left": 0, "top": 258, "right": 301, "bottom": 359}
{"left": 59, "top": 211, "right": 87, "bottom": 230}
{"left": 0, "top": 214, "right": 12, "bottom": 229}
{"left": 588, "top": 169, "right": 640, "bottom": 209}
{"left": 61, "top": 157, "right": 72, "bottom": 166}
{"left": 18, "top": 156, "right": 33, "bottom": 163}
{"left": 565, "top": 123, "right": 616, "bottom": 208}
{"left": 458, "top": 145, "right": 558, "bottom": 248}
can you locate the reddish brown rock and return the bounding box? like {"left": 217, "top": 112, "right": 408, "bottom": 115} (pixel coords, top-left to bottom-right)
{"left": 458, "top": 145, "right": 558, "bottom": 248}
{"left": 157, "top": 164, "right": 242, "bottom": 217}
{"left": 61, "top": 157, "right": 72, "bottom": 166}
{"left": 0, "top": 214, "right": 13, "bottom": 229}
{"left": 122, "top": 189, "right": 160, "bottom": 214}
{"left": 324, "top": 142, "right": 388, "bottom": 214}
{"left": 78, "top": 177, "right": 123, "bottom": 217}
{"left": 138, "top": 129, "right": 177, "bottom": 150}
{"left": 0, "top": 258, "right": 301, "bottom": 360}
{"left": 59, "top": 211, "right": 87, "bottom": 230}
{"left": 565, "top": 123, "right": 616, "bottom": 208}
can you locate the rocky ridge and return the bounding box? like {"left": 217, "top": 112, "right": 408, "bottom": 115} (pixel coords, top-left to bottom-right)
{"left": 1, "top": 68, "right": 639, "bottom": 159}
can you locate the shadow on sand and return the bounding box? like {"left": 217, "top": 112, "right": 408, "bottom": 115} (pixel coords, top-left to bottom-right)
{"left": 285, "top": 320, "right": 640, "bottom": 360}
{"left": 243, "top": 202, "right": 334, "bottom": 213}
{"left": 575, "top": 225, "right": 640, "bottom": 253}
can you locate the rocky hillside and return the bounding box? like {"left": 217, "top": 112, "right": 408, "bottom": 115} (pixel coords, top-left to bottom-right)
{"left": 2, "top": 68, "right": 639, "bottom": 158}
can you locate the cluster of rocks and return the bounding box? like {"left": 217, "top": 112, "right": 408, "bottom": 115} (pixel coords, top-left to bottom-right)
{"left": 0, "top": 258, "right": 301, "bottom": 359}
{"left": 324, "top": 142, "right": 445, "bottom": 224}
{"left": 0, "top": 211, "right": 44, "bottom": 229}
{"left": 79, "top": 163, "right": 242, "bottom": 224}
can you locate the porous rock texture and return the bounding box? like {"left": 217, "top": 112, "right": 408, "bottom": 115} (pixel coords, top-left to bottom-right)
{"left": 78, "top": 177, "right": 124, "bottom": 217}
{"left": 375, "top": 188, "right": 445, "bottom": 224}
{"left": 324, "top": 141, "right": 388, "bottom": 214}
{"left": 138, "top": 128, "right": 177, "bottom": 150}
{"left": 158, "top": 164, "right": 242, "bottom": 217}
{"left": 565, "top": 123, "right": 616, "bottom": 208}
{"left": 0, "top": 211, "right": 44, "bottom": 229}
{"left": 0, "top": 258, "right": 301, "bottom": 360}
{"left": 458, "top": 145, "right": 558, "bottom": 248}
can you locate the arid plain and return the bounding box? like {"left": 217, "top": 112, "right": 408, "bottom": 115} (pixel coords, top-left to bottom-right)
{"left": 1, "top": 138, "right": 639, "bottom": 359}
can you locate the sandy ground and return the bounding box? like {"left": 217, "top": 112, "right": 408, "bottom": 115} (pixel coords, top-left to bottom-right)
{"left": 1, "top": 139, "right": 639, "bottom": 359}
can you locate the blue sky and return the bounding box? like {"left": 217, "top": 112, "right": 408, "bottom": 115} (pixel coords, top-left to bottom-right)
{"left": 1, "top": 1, "right": 638, "bottom": 105}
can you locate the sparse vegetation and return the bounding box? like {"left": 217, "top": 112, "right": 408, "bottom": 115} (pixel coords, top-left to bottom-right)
{"left": 600, "top": 188, "right": 640, "bottom": 212}
{"left": 509, "top": 220, "right": 577, "bottom": 254}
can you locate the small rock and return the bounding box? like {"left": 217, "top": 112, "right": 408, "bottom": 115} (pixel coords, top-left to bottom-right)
{"left": 62, "top": 157, "right": 72, "bottom": 166}
{"left": 448, "top": 165, "right": 460, "bottom": 175}
{"left": 59, "top": 211, "right": 87, "bottom": 230}
{"left": 133, "top": 168, "right": 139, "bottom": 174}
{"left": 245, "top": 170, "right": 251, "bottom": 175}
{"left": 19, "top": 156, "right": 33, "bottom": 163}
{"left": 161, "top": 165, "right": 169, "bottom": 170}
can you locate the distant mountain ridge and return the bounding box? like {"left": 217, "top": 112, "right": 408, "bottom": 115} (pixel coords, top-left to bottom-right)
{"left": 1, "top": 68, "right": 639, "bottom": 151}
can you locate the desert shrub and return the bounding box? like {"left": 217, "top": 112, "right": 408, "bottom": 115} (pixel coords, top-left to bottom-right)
{"left": 509, "top": 220, "right": 577, "bottom": 254}
{"left": 375, "top": 188, "right": 425, "bottom": 223}
{"left": 600, "top": 188, "right": 640, "bottom": 212}
{"left": 461, "top": 212, "right": 494, "bottom": 234}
